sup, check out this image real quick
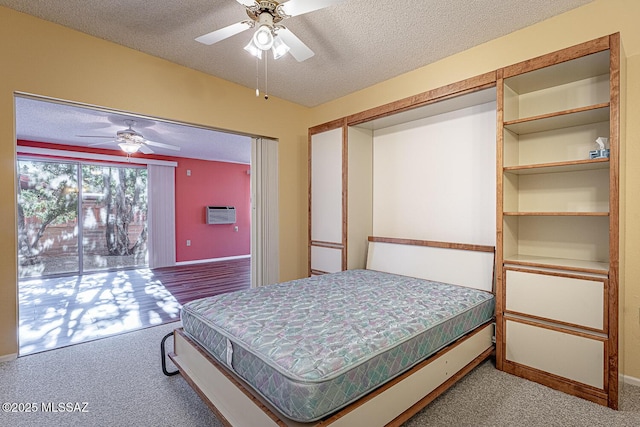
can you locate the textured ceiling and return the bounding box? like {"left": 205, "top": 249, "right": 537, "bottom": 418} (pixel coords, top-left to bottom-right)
{"left": 15, "top": 96, "right": 252, "bottom": 163}
{"left": 4, "top": 0, "right": 593, "bottom": 162}
{"left": 1, "top": 0, "right": 594, "bottom": 107}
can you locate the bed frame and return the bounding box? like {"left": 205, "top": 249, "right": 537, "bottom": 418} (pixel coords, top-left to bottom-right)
{"left": 164, "top": 236, "right": 496, "bottom": 426}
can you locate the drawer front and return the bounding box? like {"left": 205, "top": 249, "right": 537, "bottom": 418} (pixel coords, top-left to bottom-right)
{"left": 505, "top": 269, "right": 605, "bottom": 331}
{"left": 310, "top": 245, "right": 343, "bottom": 274}
{"left": 505, "top": 320, "right": 604, "bottom": 389}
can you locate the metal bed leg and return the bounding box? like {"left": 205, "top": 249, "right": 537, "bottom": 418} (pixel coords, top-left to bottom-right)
{"left": 161, "top": 331, "right": 180, "bottom": 376}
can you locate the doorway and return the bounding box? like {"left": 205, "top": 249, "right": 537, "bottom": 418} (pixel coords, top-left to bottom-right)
{"left": 14, "top": 94, "right": 278, "bottom": 354}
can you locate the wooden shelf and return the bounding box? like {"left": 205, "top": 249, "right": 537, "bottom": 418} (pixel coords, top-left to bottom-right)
{"left": 503, "top": 103, "right": 609, "bottom": 135}
{"left": 504, "top": 158, "right": 609, "bottom": 174}
{"left": 503, "top": 50, "right": 610, "bottom": 93}
{"left": 503, "top": 212, "right": 609, "bottom": 216}
{"left": 503, "top": 254, "right": 609, "bottom": 275}
{"left": 497, "top": 34, "right": 619, "bottom": 409}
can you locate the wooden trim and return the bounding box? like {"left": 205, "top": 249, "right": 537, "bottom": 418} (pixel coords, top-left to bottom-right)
{"left": 504, "top": 309, "right": 606, "bottom": 336}
{"left": 502, "top": 258, "right": 608, "bottom": 276}
{"left": 341, "top": 121, "right": 348, "bottom": 271}
{"left": 502, "top": 360, "right": 608, "bottom": 406}
{"left": 504, "top": 315, "right": 606, "bottom": 342}
{"left": 346, "top": 72, "right": 496, "bottom": 126}
{"left": 310, "top": 240, "right": 345, "bottom": 249}
{"left": 495, "top": 66, "right": 505, "bottom": 371}
{"left": 503, "top": 102, "right": 610, "bottom": 128}
{"left": 607, "top": 31, "right": 621, "bottom": 410}
{"left": 309, "top": 117, "right": 346, "bottom": 135}
{"left": 503, "top": 212, "right": 609, "bottom": 216}
{"left": 504, "top": 266, "right": 607, "bottom": 282}
{"left": 308, "top": 125, "right": 313, "bottom": 276}
{"left": 367, "top": 236, "right": 495, "bottom": 253}
{"left": 503, "top": 158, "right": 609, "bottom": 172}
{"left": 501, "top": 35, "right": 610, "bottom": 78}
{"left": 310, "top": 269, "right": 330, "bottom": 276}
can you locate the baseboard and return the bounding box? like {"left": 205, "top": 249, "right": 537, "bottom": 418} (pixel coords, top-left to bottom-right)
{"left": 175, "top": 255, "right": 250, "bottom": 266}
{"left": 0, "top": 353, "right": 18, "bottom": 363}
{"left": 621, "top": 374, "right": 640, "bottom": 387}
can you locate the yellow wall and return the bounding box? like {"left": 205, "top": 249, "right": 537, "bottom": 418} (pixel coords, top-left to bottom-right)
{"left": 310, "top": 0, "right": 640, "bottom": 380}
{"left": 1, "top": 0, "right": 639, "bottom": 383}
{"left": 0, "top": 6, "right": 310, "bottom": 357}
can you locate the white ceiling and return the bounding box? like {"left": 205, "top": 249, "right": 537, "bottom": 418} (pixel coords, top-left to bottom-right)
{"left": 3, "top": 0, "right": 593, "bottom": 162}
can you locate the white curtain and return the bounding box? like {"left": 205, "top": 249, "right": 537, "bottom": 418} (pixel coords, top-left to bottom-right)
{"left": 147, "top": 164, "right": 176, "bottom": 268}
{"left": 251, "top": 138, "right": 279, "bottom": 287}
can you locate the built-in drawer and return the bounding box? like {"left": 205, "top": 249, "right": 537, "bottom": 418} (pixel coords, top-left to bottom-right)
{"left": 505, "top": 268, "right": 606, "bottom": 332}
{"left": 505, "top": 319, "right": 604, "bottom": 389}
{"left": 310, "top": 245, "right": 343, "bottom": 274}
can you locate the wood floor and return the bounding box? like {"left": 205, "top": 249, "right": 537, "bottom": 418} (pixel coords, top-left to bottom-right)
{"left": 153, "top": 257, "right": 251, "bottom": 305}
{"left": 18, "top": 257, "right": 250, "bottom": 355}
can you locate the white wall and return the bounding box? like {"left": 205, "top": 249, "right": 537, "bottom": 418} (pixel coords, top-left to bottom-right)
{"left": 372, "top": 101, "right": 497, "bottom": 246}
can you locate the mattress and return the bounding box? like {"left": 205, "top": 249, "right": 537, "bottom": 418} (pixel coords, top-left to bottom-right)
{"left": 181, "top": 269, "right": 495, "bottom": 422}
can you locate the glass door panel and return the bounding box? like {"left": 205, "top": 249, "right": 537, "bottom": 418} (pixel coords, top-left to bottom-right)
{"left": 17, "top": 160, "right": 79, "bottom": 278}
{"left": 81, "top": 165, "right": 148, "bottom": 272}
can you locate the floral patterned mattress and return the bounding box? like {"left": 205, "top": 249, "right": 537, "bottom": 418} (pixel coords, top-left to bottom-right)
{"left": 181, "top": 269, "right": 495, "bottom": 422}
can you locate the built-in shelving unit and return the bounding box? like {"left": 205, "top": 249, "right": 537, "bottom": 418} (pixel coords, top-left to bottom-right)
{"left": 309, "top": 33, "right": 622, "bottom": 410}
{"left": 496, "top": 34, "right": 620, "bottom": 409}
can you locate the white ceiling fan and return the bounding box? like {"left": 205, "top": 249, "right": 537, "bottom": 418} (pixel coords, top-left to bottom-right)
{"left": 78, "top": 120, "right": 180, "bottom": 155}
{"left": 196, "top": 0, "right": 345, "bottom": 62}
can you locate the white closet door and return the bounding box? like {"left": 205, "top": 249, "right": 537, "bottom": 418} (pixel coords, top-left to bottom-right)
{"left": 310, "top": 128, "right": 343, "bottom": 244}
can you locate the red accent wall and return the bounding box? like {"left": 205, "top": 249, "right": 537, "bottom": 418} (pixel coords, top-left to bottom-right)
{"left": 175, "top": 158, "right": 251, "bottom": 262}
{"left": 17, "top": 140, "right": 251, "bottom": 263}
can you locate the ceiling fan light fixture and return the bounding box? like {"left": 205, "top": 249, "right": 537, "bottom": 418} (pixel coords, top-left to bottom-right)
{"left": 118, "top": 142, "right": 141, "bottom": 154}
{"left": 244, "top": 39, "right": 263, "bottom": 58}
{"left": 253, "top": 24, "right": 274, "bottom": 50}
{"left": 272, "top": 35, "right": 290, "bottom": 59}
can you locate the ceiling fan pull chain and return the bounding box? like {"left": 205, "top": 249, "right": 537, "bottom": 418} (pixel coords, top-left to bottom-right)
{"left": 264, "top": 54, "right": 269, "bottom": 100}
{"left": 255, "top": 55, "right": 260, "bottom": 97}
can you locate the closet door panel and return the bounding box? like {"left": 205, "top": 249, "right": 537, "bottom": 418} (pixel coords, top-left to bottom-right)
{"left": 311, "top": 128, "right": 343, "bottom": 244}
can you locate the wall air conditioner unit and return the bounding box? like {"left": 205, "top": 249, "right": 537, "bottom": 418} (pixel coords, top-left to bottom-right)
{"left": 206, "top": 206, "right": 236, "bottom": 224}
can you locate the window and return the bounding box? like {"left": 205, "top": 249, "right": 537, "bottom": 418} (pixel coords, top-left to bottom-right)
{"left": 17, "top": 158, "right": 148, "bottom": 278}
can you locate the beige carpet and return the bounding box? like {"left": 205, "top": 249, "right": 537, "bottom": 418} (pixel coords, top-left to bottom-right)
{"left": 1, "top": 322, "right": 639, "bottom": 426}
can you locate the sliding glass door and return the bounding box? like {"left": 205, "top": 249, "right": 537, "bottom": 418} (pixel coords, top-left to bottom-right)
{"left": 81, "top": 164, "right": 148, "bottom": 272}
{"left": 17, "top": 160, "right": 79, "bottom": 277}
{"left": 17, "top": 159, "right": 148, "bottom": 278}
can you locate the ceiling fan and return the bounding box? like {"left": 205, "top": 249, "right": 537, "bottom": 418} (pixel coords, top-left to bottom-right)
{"left": 78, "top": 120, "right": 180, "bottom": 155}
{"left": 196, "top": 0, "right": 345, "bottom": 62}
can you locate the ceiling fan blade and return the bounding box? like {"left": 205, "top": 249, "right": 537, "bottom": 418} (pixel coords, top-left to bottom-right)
{"left": 88, "top": 141, "right": 115, "bottom": 146}
{"left": 280, "top": 0, "right": 345, "bottom": 17}
{"left": 235, "top": 0, "right": 256, "bottom": 6}
{"left": 277, "top": 28, "right": 314, "bottom": 62}
{"left": 144, "top": 140, "right": 181, "bottom": 151}
{"left": 76, "top": 135, "right": 113, "bottom": 138}
{"left": 195, "top": 21, "right": 252, "bottom": 45}
{"left": 138, "top": 145, "right": 154, "bottom": 155}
